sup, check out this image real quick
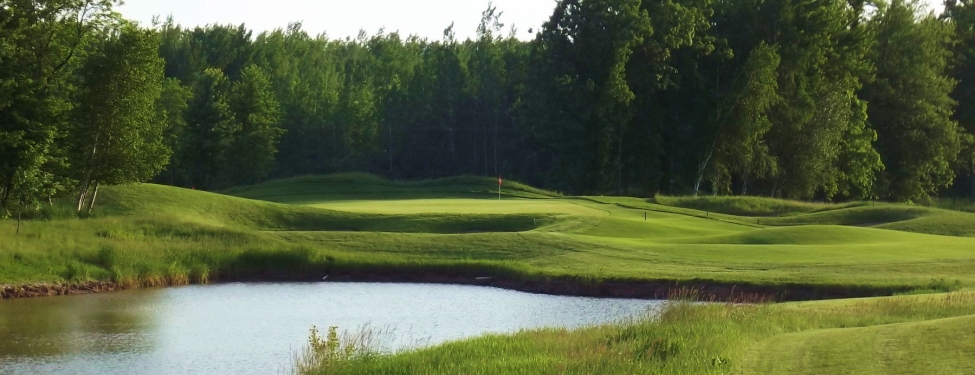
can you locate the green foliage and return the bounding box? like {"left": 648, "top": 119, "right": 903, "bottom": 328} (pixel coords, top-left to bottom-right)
{"left": 864, "top": 0, "right": 962, "bottom": 202}
{"left": 946, "top": 0, "right": 975, "bottom": 198}
{"left": 0, "top": 0, "right": 118, "bottom": 215}
{"left": 709, "top": 43, "right": 781, "bottom": 194}
{"left": 70, "top": 23, "right": 169, "bottom": 213}
{"left": 522, "top": 0, "right": 652, "bottom": 193}
{"left": 155, "top": 77, "right": 193, "bottom": 185}
{"left": 765, "top": 0, "right": 878, "bottom": 199}
{"left": 183, "top": 68, "right": 236, "bottom": 188}
{"left": 6, "top": 0, "right": 975, "bottom": 214}
{"left": 226, "top": 65, "right": 284, "bottom": 185}
{"left": 294, "top": 326, "right": 384, "bottom": 374}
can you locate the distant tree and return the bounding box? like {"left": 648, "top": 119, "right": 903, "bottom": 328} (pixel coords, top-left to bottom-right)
{"left": 469, "top": 3, "right": 508, "bottom": 176}
{"left": 765, "top": 0, "right": 880, "bottom": 199}
{"left": 226, "top": 65, "right": 284, "bottom": 185}
{"left": 0, "top": 0, "right": 117, "bottom": 216}
{"left": 523, "top": 0, "right": 652, "bottom": 193}
{"left": 945, "top": 0, "right": 975, "bottom": 198}
{"left": 367, "top": 31, "right": 421, "bottom": 176}
{"left": 863, "top": 0, "right": 961, "bottom": 201}
{"left": 184, "top": 68, "right": 235, "bottom": 188}
{"left": 70, "top": 24, "right": 169, "bottom": 213}
{"left": 625, "top": 0, "right": 723, "bottom": 196}
{"left": 155, "top": 78, "right": 193, "bottom": 186}
{"left": 253, "top": 24, "right": 344, "bottom": 176}
{"left": 709, "top": 43, "right": 781, "bottom": 195}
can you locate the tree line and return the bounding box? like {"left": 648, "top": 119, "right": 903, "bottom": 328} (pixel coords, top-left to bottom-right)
{"left": 2, "top": 0, "right": 975, "bottom": 219}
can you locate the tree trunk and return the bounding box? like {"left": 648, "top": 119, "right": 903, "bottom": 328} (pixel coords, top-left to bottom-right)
{"left": 741, "top": 175, "right": 749, "bottom": 196}
{"left": 77, "top": 135, "right": 99, "bottom": 213}
{"left": 0, "top": 180, "right": 8, "bottom": 207}
{"left": 692, "top": 173, "right": 704, "bottom": 197}
{"left": 693, "top": 151, "right": 714, "bottom": 197}
{"left": 76, "top": 179, "right": 91, "bottom": 213}
{"left": 970, "top": 176, "right": 975, "bottom": 201}
{"left": 17, "top": 202, "right": 22, "bottom": 235}
{"left": 86, "top": 181, "right": 100, "bottom": 215}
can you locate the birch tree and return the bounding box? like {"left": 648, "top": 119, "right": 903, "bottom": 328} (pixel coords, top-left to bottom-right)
{"left": 71, "top": 24, "right": 168, "bottom": 213}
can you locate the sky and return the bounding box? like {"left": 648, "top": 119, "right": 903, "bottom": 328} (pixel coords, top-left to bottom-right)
{"left": 118, "top": 0, "right": 557, "bottom": 41}
{"left": 118, "top": 0, "right": 945, "bottom": 42}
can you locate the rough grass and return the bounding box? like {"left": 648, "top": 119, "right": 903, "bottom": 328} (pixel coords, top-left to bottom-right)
{"left": 4, "top": 174, "right": 975, "bottom": 291}
{"left": 5, "top": 174, "right": 975, "bottom": 374}
{"left": 653, "top": 194, "right": 860, "bottom": 217}
{"left": 224, "top": 173, "right": 560, "bottom": 203}
{"left": 299, "top": 292, "right": 975, "bottom": 375}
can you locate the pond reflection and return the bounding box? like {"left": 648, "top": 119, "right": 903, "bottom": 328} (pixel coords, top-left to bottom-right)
{"left": 0, "top": 283, "right": 660, "bottom": 375}
{"left": 0, "top": 289, "right": 160, "bottom": 358}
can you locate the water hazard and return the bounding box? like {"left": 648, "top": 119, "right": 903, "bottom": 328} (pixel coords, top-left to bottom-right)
{"left": 0, "top": 282, "right": 662, "bottom": 375}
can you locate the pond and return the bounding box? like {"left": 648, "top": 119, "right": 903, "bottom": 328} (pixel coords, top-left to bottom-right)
{"left": 0, "top": 282, "right": 662, "bottom": 375}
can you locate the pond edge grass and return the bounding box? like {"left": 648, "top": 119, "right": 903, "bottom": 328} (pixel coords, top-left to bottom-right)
{"left": 0, "top": 259, "right": 924, "bottom": 301}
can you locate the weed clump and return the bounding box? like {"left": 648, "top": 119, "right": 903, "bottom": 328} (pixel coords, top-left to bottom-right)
{"left": 293, "top": 326, "right": 387, "bottom": 375}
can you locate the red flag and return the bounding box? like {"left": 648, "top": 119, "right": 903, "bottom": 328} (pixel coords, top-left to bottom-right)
{"left": 498, "top": 176, "right": 503, "bottom": 186}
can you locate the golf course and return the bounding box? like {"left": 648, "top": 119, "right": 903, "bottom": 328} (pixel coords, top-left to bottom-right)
{"left": 3, "top": 173, "right": 975, "bottom": 374}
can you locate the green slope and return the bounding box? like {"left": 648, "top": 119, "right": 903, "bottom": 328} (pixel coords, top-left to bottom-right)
{"left": 5, "top": 174, "right": 975, "bottom": 375}
{"left": 740, "top": 315, "right": 975, "bottom": 375}
{"left": 3, "top": 173, "right": 975, "bottom": 291}
{"left": 299, "top": 292, "right": 975, "bottom": 375}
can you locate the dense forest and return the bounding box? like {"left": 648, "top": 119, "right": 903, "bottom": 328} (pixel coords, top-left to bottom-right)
{"left": 2, "top": 0, "right": 975, "bottom": 218}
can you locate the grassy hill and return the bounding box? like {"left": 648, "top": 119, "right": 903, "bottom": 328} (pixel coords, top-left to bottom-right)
{"left": 301, "top": 292, "right": 975, "bottom": 375}
{"left": 5, "top": 173, "right": 975, "bottom": 374}
{"left": 4, "top": 173, "right": 975, "bottom": 291}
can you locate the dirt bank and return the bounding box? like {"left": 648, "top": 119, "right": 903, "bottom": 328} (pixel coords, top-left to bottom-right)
{"left": 2, "top": 271, "right": 908, "bottom": 302}
{"left": 1, "top": 281, "right": 127, "bottom": 299}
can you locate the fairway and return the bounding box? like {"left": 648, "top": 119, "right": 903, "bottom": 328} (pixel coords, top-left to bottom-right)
{"left": 5, "top": 174, "right": 975, "bottom": 375}
{"left": 5, "top": 174, "right": 975, "bottom": 290}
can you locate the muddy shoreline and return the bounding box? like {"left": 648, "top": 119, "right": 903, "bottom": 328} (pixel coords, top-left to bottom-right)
{"left": 1, "top": 271, "right": 908, "bottom": 301}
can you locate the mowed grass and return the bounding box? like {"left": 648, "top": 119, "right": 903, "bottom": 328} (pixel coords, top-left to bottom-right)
{"left": 307, "top": 199, "right": 605, "bottom": 216}
{"left": 4, "top": 173, "right": 975, "bottom": 375}
{"left": 300, "top": 292, "right": 975, "bottom": 375}
{"left": 4, "top": 173, "right": 975, "bottom": 291}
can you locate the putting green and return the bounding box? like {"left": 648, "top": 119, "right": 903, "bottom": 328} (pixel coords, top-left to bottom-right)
{"left": 308, "top": 198, "right": 608, "bottom": 216}
{"left": 6, "top": 173, "right": 975, "bottom": 375}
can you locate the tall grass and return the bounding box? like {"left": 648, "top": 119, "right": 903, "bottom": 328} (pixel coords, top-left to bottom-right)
{"left": 292, "top": 325, "right": 392, "bottom": 375}
{"left": 297, "top": 292, "right": 975, "bottom": 375}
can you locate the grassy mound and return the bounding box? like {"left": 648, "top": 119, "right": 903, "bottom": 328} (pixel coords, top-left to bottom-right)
{"left": 653, "top": 195, "right": 859, "bottom": 217}
{"left": 98, "top": 183, "right": 542, "bottom": 234}
{"left": 4, "top": 175, "right": 975, "bottom": 291}
{"left": 5, "top": 175, "right": 975, "bottom": 374}
{"left": 224, "top": 173, "right": 560, "bottom": 203}
{"left": 298, "top": 292, "right": 975, "bottom": 375}
{"left": 591, "top": 195, "right": 975, "bottom": 237}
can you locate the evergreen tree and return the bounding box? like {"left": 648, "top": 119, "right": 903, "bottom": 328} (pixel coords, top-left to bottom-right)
{"left": 767, "top": 0, "right": 879, "bottom": 199}
{"left": 945, "top": 0, "right": 975, "bottom": 198}
{"left": 184, "top": 68, "right": 235, "bottom": 188}
{"left": 155, "top": 78, "right": 193, "bottom": 186}
{"left": 226, "top": 65, "right": 284, "bottom": 185}
{"left": 864, "top": 0, "right": 961, "bottom": 201}
{"left": 523, "top": 0, "right": 651, "bottom": 193}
